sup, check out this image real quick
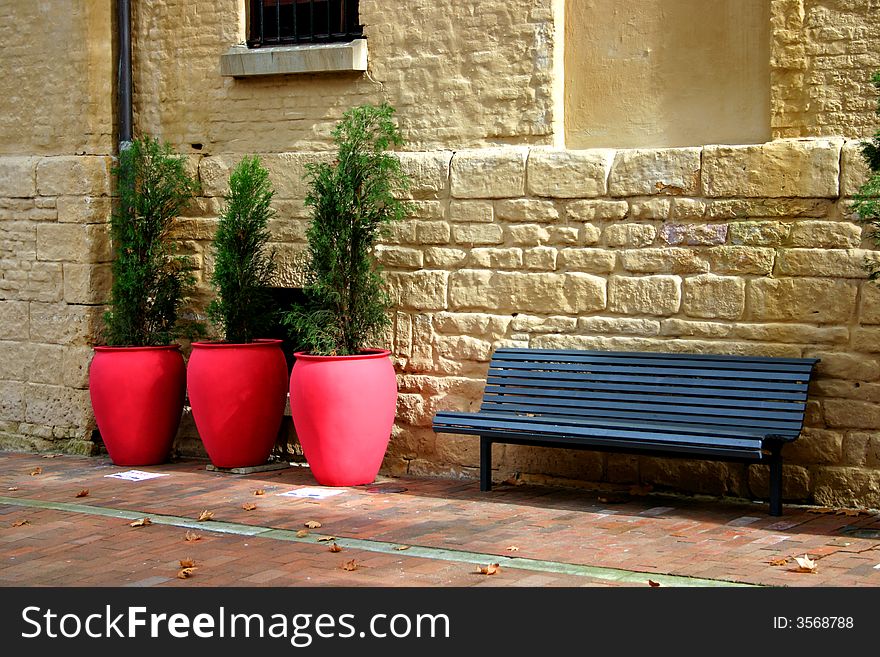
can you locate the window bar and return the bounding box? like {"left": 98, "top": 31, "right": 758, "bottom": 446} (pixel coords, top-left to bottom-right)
{"left": 258, "top": 0, "right": 264, "bottom": 46}
{"left": 309, "top": 0, "right": 315, "bottom": 43}
{"left": 292, "top": 0, "right": 298, "bottom": 43}
{"left": 275, "top": 0, "right": 281, "bottom": 44}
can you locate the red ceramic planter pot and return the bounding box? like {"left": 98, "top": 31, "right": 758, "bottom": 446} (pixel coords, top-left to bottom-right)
{"left": 89, "top": 345, "right": 185, "bottom": 466}
{"left": 187, "top": 339, "right": 288, "bottom": 469}
{"left": 290, "top": 349, "right": 397, "bottom": 487}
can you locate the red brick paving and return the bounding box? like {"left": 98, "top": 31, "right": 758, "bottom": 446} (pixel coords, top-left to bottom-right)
{"left": 1, "top": 452, "right": 879, "bottom": 587}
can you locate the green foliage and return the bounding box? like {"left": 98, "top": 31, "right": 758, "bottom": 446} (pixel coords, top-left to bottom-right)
{"left": 854, "top": 71, "right": 880, "bottom": 279}
{"left": 102, "top": 137, "right": 198, "bottom": 346}
{"left": 285, "top": 103, "right": 411, "bottom": 356}
{"left": 208, "top": 156, "right": 278, "bottom": 343}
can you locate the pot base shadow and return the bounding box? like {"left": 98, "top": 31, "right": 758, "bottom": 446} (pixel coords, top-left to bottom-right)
{"left": 205, "top": 461, "right": 290, "bottom": 475}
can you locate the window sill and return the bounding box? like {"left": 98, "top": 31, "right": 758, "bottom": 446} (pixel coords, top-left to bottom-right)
{"left": 219, "top": 39, "right": 367, "bottom": 77}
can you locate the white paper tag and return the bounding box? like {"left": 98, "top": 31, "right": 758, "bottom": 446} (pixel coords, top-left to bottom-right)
{"left": 104, "top": 470, "right": 170, "bottom": 482}
{"left": 278, "top": 487, "right": 344, "bottom": 499}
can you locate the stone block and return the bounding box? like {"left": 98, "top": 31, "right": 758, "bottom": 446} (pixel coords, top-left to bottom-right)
{"left": 448, "top": 270, "right": 605, "bottom": 314}
{"left": 0, "top": 301, "right": 29, "bottom": 340}
{"left": 24, "top": 383, "right": 92, "bottom": 427}
{"left": 527, "top": 148, "right": 612, "bottom": 198}
{"left": 62, "top": 263, "right": 112, "bottom": 304}
{"left": 36, "top": 224, "right": 111, "bottom": 263}
{"left": 748, "top": 464, "right": 810, "bottom": 501}
{"left": 774, "top": 249, "right": 870, "bottom": 278}
{"left": 619, "top": 248, "right": 709, "bottom": 274}
{"left": 812, "top": 468, "right": 880, "bottom": 508}
{"left": 747, "top": 278, "right": 857, "bottom": 323}
{"left": 0, "top": 380, "right": 26, "bottom": 421}
{"left": 506, "top": 224, "right": 550, "bottom": 246}
{"left": 784, "top": 428, "right": 843, "bottom": 465}
{"left": 707, "top": 198, "right": 830, "bottom": 219}
{"left": 56, "top": 196, "right": 112, "bottom": 224}
{"left": 577, "top": 316, "right": 661, "bottom": 336}
{"left": 502, "top": 443, "right": 604, "bottom": 481}
{"left": 449, "top": 200, "right": 493, "bottom": 223}
{"left": 450, "top": 148, "right": 527, "bottom": 199}
{"left": 260, "top": 152, "right": 333, "bottom": 200}
{"left": 608, "top": 275, "right": 681, "bottom": 316}
{"left": 423, "top": 247, "right": 467, "bottom": 268}
{"left": 728, "top": 221, "right": 791, "bottom": 246}
{"left": 852, "top": 327, "right": 880, "bottom": 353}
{"left": 670, "top": 198, "right": 708, "bottom": 220}
{"left": 582, "top": 224, "right": 601, "bottom": 245}
{"left": 0, "top": 157, "right": 37, "bottom": 197}
{"left": 510, "top": 315, "right": 576, "bottom": 333}
{"left": 548, "top": 226, "right": 579, "bottom": 245}
{"left": 705, "top": 246, "right": 775, "bottom": 275}
{"left": 469, "top": 247, "right": 523, "bottom": 269}
{"left": 434, "top": 313, "right": 512, "bottom": 338}
{"left": 565, "top": 199, "right": 628, "bottom": 221}
{"left": 385, "top": 271, "right": 448, "bottom": 311}
{"left": 27, "top": 343, "right": 64, "bottom": 385}
{"left": 36, "top": 156, "right": 111, "bottom": 196}
{"left": 495, "top": 199, "right": 558, "bottom": 222}
{"left": 608, "top": 147, "right": 701, "bottom": 196}
{"left": 788, "top": 221, "right": 862, "bottom": 248}
{"left": 604, "top": 224, "right": 656, "bottom": 248}
{"left": 732, "top": 324, "right": 848, "bottom": 345}
{"left": 557, "top": 248, "right": 616, "bottom": 273}
{"left": 436, "top": 335, "right": 494, "bottom": 362}
{"left": 62, "top": 345, "right": 93, "bottom": 389}
{"left": 702, "top": 139, "right": 842, "bottom": 198}
{"left": 414, "top": 220, "right": 451, "bottom": 244}
{"left": 395, "top": 151, "right": 452, "bottom": 199}
{"left": 641, "top": 458, "right": 737, "bottom": 497}
{"left": 374, "top": 246, "right": 424, "bottom": 269}
{"left": 823, "top": 399, "right": 880, "bottom": 429}
{"left": 453, "top": 223, "right": 503, "bottom": 246}
{"left": 523, "top": 246, "right": 557, "bottom": 270}
{"left": 682, "top": 275, "right": 745, "bottom": 320}
{"left": 840, "top": 139, "right": 872, "bottom": 197}
{"left": 659, "top": 223, "right": 728, "bottom": 246}
{"left": 628, "top": 198, "right": 670, "bottom": 220}
{"left": 812, "top": 351, "right": 880, "bottom": 381}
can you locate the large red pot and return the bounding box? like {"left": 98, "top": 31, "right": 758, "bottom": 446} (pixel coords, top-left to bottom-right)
{"left": 187, "top": 339, "right": 288, "bottom": 468}
{"left": 290, "top": 349, "right": 397, "bottom": 487}
{"left": 89, "top": 345, "right": 185, "bottom": 466}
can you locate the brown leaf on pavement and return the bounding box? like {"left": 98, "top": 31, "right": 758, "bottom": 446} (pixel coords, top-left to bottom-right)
{"left": 177, "top": 567, "right": 197, "bottom": 579}
{"left": 768, "top": 558, "right": 789, "bottom": 567}
{"left": 11, "top": 519, "right": 29, "bottom": 527}
{"left": 179, "top": 558, "right": 195, "bottom": 568}
{"left": 184, "top": 531, "right": 201, "bottom": 542}
{"left": 328, "top": 543, "right": 343, "bottom": 553}
{"left": 394, "top": 545, "right": 410, "bottom": 551}
{"left": 7, "top": 487, "right": 18, "bottom": 491}
{"left": 30, "top": 467, "right": 42, "bottom": 476}
{"left": 505, "top": 545, "right": 520, "bottom": 552}
{"left": 304, "top": 520, "right": 322, "bottom": 529}
{"left": 129, "top": 518, "right": 152, "bottom": 528}
{"left": 807, "top": 507, "right": 835, "bottom": 514}
{"left": 295, "top": 529, "right": 309, "bottom": 538}
{"left": 75, "top": 489, "right": 89, "bottom": 498}
{"left": 41, "top": 453, "right": 63, "bottom": 459}
{"left": 254, "top": 489, "right": 265, "bottom": 496}
{"left": 648, "top": 580, "right": 661, "bottom": 587}
{"left": 341, "top": 559, "right": 358, "bottom": 571}
{"left": 477, "top": 563, "right": 501, "bottom": 575}
{"left": 241, "top": 503, "right": 257, "bottom": 511}
{"left": 198, "top": 510, "right": 214, "bottom": 521}
{"left": 794, "top": 555, "right": 818, "bottom": 573}
{"left": 317, "top": 536, "right": 337, "bottom": 542}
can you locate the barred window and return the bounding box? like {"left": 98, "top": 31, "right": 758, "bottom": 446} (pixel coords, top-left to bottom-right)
{"left": 247, "top": 0, "right": 363, "bottom": 47}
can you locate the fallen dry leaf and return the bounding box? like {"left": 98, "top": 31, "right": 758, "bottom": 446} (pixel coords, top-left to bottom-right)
{"left": 341, "top": 559, "right": 358, "bottom": 571}
{"left": 177, "top": 567, "right": 197, "bottom": 579}
{"left": 304, "top": 520, "right": 322, "bottom": 529}
{"left": 254, "top": 489, "right": 265, "bottom": 496}
{"left": 198, "top": 510, "right": 214, "bottom": 522}
{"left": 30, "top": 467, "right": 42, "bottom": 476}
{"left": 394, "top": 545, "right": 410, "bottom": 551}
{"left": 794, "top": 554, "right": 818, "bottom": 573}
{"left": 477, "top": 563, "right": 501, "bottom": 576}
{"left": 329, "top": 543, "right": 343, "bottom": 553}
{"left": 129, "top": 518, "right": 152, "bottom": 528}
{"left": 41, "top": 453, "right": 62, "bottom": 459}
{"left": 179, "top": 558, "right": 195, "bottom": 568}
{"left": 317, "top": 536, "right": 337, "bottom": 542}
{"left": 241, "top": 503, "right": 257, "bottom": 511}
{"left": 11, "top": 519, "right": 29, "bottom": 527}
{"left": 505, "top": 545, "right": 520, "bottom": 552}
{"left": 836, "top": 509, "right": 862, "bottom": 517}
{"left": 295, "top": 529, "right": 309, "bottom": 538}
{"left": 648, "top": 580, "right": 661, "bottom": 587}
{"left": 184, "top": 531, "right": 201, "bottom": 542}
{"left": 502, "top": 476, "right": 524, "bottom": 487}
{"left": 75, "top": 489, "right": 89, "bottom": 498}
{"left": 768, "top": 558, "right": 789, "bottom": 567}
{"left": 7, "top": 487, "right": 18, "bottom": 492}
{"left": 807, "top": 507, "right": 835, "bottom": 514}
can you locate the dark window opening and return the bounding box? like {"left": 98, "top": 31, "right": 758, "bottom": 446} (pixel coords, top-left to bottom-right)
{"left": 248, "top": 0, "right": 363, "bottom": 48}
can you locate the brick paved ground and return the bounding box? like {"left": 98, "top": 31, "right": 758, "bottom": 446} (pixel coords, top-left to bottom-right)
{"left": 1, "top": 453, "right": 879, "bottom": 587}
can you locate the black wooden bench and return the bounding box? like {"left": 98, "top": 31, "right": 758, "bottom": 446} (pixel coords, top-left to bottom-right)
{"left": 432, "top": 348, "right": 818, "bottom": 516}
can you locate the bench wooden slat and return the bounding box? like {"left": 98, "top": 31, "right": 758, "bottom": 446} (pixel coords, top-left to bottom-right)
{"left": 491, "top": 360, "right": 811, "bottom": 382}
{"left": 493, "top": 347, "right": 813, "bottom": 366}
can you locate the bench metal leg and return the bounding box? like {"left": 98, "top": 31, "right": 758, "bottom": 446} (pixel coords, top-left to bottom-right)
{"left": 480, "top": 437, "right": 492, "bottom": 492}
{"left": 768, "top": 442, "right": 783, "bottom": 516}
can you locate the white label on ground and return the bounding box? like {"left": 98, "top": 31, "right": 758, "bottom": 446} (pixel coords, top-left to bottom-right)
{"left": 278, "top": 487, "right": 344, "bottom": 499}
{"left": 104, "top": 470, "right": 171, "bottom": 482}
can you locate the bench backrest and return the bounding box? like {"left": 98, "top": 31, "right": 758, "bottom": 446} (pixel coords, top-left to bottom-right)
{"left": 481, "top": 348, "right": 818, "bottom": 440}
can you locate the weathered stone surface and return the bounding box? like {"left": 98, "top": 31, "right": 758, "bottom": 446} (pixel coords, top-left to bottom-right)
{"left": 26, "top": 343, "right": 63, "bottom": 385}
{"left": 785, "top": 428, "right": 843, "bottom": 465}
{"left": 732, "top": 323, "right": 848, "bottom": 345}
{"left": 557, "top": 248, "right": 616, "bottom": 273}
{"left": 604, "top": 224, "right": 656, "bottom": 248}
{"left": 852, "top": 327, "right": 880, "bottom": 353}
{"left": 775, "top": 249, "right": 870, "bottom": 278}
{"left": 682, "top": 275, "right": 745, "bottom": 320}
{"left": 702, "top": 139, "right": 842, "bottom": 198}
{"left": 510, "top": 315, "right": 576, "bottom": 332}
{"left": 748, "top": 464, "right": 810, "bottom": 501}
{"left": 36, "top": 224, "right": 111, "bottom": 263}
{"left": 409, "top": 200, "right": 445, "bottom": 220}
{"left": 449, "top": 200, "right": 493, "bottom": 223}
{"left": 57, "top": 196, "right": 111, "bottom": 225}
{"left": 506, "top": 224, "right": 550, "bottom": 246}
{"left": 523, "top": 246, "right": 557, "bottom": 270}
{"left": 469, "top": 247, "right": 522, "bottom": 269}
{"left": 670, "top": 198, "right": 707, "bottom": 220}
{"left": 577, "top": 316, "right": 661, "bottom": 336}
{"left": 35, "top": 156, "right": 111, "bottom": 196}
{"left": 619, "top": 248, "right": 709, "bottom": 274}
{"left": 527, "top": 149, "right": 612, "bottom": 198}
{"left": 395, "top": 151, "right": 452, "bottom": 199}
{"left": 608, "top": 275, "right": 681, "bottom": 316}
{"left": 0, "top": 381, "right": 26, "bottom": 421}
{"left": 747, "top": 278, "right": 857, "bottom": 323}
{"left": 548, "top": 226, "right": 579, "bottom": 245}
{"left": 453, "top": 223, "right": 503, "bottom": 245}
{"left": 840, "top": 139, "right": 872, "bottom": 197}
{"left": 259, "top": 152, "right": 333, "bottom": 200}
{"left": 24, "top": 383, "right": 92, "bottom": 427}
{"left": 706, "top": 198, "right": 830, "bottom": 219}
{"left": 423, "top": 247, "right": 467, "bottom": 268}
{"left": 860, "top": 282, "right": 880, "bottom": 325}
{"left": 0, "top": 301, "right": 29, "bottom": 340}
{"left": 659, "top": 223, "right": 728, "bottom": 246}
{"left": 450, "top": 148, "right": 527, "bottom": 199}
{"left": 29, "top": 303, "right": 101, "bottom": 346}
{"left": 448, "top": 270, "right": 606, "bottom": 314}
{"left": 788, "top": 221, "right": 862, "bottom": 248}
{"left": 705, "top": 246, "right": 775, "bottom": 275}
{"left": 385, "top": 271, "right": 448, "bottom": 311}
{"left": 495, "top": 199, "right": 558, "bottom": 222}
{"left": 811, "top": 351, "right": 880, "bottom": 381}
{"left": 434, "top": 312, "right": 511, "bottom": 337}
{"left": 728, "top": 221, "right": 791, "bottom": 246}
{"left": 659, "top": 319, "right": 733, "bottom": 339}
{"left": 812, "top": 467, "right": 880, "bottom": 508}
{"left": 414, "top": 220, "right": 451, "bottom": 244}
{"left": 501, "top": 443, "right": 604, "bottom": 481}
{"left": 628, "top": 198, "right": 670, "bottom": 220}
{"left": 0, "top": 157, "right": 37, "bottom": 197}
{"left": 375, "top": 245, "right": 424, "bottom": 269}
{"left": 436, "top": 335, "right": 494, "bottom": 361}
{"left": 62, "top": 263, "right": 112, "bottom": 304}
{"left": 608, "top": 147, "right": 701, "bottom": 197}
{"left": 823, "top": 399, "right": 880, "bottom": 429}
{"left": 565, "top": 199, "right": 628, "bottom": 221}
{"left": 62, "top": 345, "right": 93, "bottom": 389}
{"left": 641, "top": 458, "right": 738, "bottom": 497}
{"left": 582, "top": 223, "right": 601, "bottom": 245}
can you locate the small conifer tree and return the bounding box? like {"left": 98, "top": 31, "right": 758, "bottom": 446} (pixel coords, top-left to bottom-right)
{"left": 854, "top": 71, "right": 880, "bottom": 278}
{"left": 102, "top": 137, "right": 197, "bottom": 346}
{"left": 286, "top": 103, "right": 411, "bottom": 356}
{"left": 208, "top": 156, "right": 277, "bottom": 343}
